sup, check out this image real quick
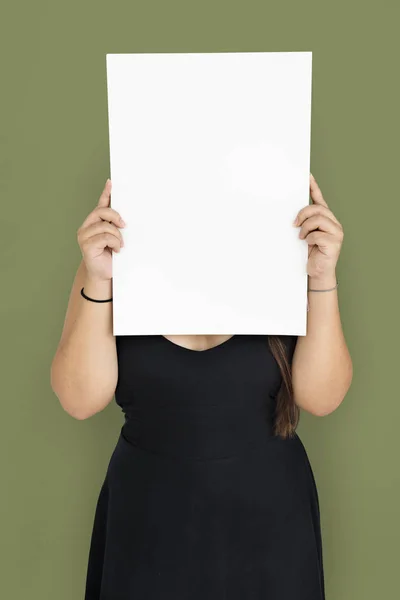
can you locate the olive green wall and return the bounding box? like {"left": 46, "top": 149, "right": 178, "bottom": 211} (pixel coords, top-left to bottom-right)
{"left": 1, "top": 0, "right": 398, "bottom": 598}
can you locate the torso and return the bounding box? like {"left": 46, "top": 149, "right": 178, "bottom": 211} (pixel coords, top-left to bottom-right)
{"left": 161, "top": 334, "right": 235, "bottom": 352}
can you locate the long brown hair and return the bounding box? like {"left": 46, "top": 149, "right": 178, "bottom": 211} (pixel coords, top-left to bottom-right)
{"left": 267, "top": 335, "right": 300, "bottom": 439}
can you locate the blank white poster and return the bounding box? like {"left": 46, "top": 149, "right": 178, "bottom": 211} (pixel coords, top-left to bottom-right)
{"left": 106, "top": 51, "right": 312, "bottom": 337}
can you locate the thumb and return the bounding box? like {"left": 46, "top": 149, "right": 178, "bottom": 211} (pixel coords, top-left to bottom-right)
{"left": 97, "top": 179, "right": 112, "bottom": 207}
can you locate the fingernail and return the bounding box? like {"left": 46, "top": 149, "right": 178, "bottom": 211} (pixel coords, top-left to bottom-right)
{"left": 120, "top": 218, "right": 126, "bottom": 226}
{"left": 292, "top": 217, "right": 298, "bottom": 226}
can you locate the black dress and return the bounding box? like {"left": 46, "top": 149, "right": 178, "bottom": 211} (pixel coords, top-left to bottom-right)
{"left": 84, "top": 334, "right": 325, "bottom": 599}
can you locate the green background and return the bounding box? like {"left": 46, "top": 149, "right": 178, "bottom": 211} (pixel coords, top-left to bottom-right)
{"left": 1, "top": 0, "right": 399, "bottom": 598}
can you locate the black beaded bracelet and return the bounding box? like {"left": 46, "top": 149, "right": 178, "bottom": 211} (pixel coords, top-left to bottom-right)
{"left": 80, "top": 287, "right": 113, "bottom": 303}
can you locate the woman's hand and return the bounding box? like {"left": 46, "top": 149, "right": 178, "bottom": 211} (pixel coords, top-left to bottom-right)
{"left": 77, "top": 179, "right": 125, "bottom": 283}
{"left": 293, "top": 173, "right": 344, "bottom": 282}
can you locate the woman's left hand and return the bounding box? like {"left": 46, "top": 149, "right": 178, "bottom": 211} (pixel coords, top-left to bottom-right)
{"left": 293, "top": 173, "right": 344, "bottom": 281}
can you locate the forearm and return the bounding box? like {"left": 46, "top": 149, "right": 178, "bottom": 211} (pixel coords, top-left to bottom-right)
{"left": 51, "top": 277, "right": 118, "bottom": 419}
{"left": 292, "top": 272, "right": 353, "bottom": 416}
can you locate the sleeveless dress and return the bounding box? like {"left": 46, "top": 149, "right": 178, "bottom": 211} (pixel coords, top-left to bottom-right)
{"left": 84, "top": 334, "right": 325, "bottom": 599}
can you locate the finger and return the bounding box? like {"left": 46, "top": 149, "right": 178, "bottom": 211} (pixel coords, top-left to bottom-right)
{"left": 310, "top": 174, "right": 329, "bottom": 208}
{"left": 305, "top": 231, "right": 338, "bottom": 250}
{"left": 81, "top": 232, "right": 122, "bottom": 255}
{"left": 98, "top": 179, "right": 112, "bottom": 208}
{"left": 81, "top": 206, "right": 125, "bottom": 231}
{"left": 294, "top": 203, "right": 341, "bottom": 228}
{"left": 78, "top": 221, "right": 124, "bottom": 247}
{"left": 298, "top": 216, "right": 342, "bottom": 241}
{"left": 304, "top": 230, "right": 336, "bottom": 249}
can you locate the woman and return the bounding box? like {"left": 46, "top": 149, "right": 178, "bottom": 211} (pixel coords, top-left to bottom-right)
{"left": 51, "top": 173, "right": 352, "bottom": 599}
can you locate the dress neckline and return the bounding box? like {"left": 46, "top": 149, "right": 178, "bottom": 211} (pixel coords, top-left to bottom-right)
{"left": 160, "top": 335, "right": 237, "bottom": 354}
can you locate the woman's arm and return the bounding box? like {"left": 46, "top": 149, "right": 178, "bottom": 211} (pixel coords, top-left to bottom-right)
{"left": 50, "top": 259, "right": 118, "bottom": 420}
{"left": 291, "top": 174, "right": 353, "bottom": 416}
{"left": 292, "top": 272, "right": 353, "bottom": 416}
{"left": 50, "top": 179, "right": 124, "bottom": 420}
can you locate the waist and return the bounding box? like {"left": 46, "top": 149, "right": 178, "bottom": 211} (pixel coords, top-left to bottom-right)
{"left": 121, "top": 406, "right": 275, "bottom": 459}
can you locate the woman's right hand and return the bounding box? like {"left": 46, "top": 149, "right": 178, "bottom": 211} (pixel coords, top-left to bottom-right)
{"left": 77, "top": 179, "right": 125, "bottom": 283}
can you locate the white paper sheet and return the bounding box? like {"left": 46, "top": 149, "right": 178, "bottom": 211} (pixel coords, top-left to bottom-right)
{"left": 106, "top": 51, "right": 312, "bottom": 336}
